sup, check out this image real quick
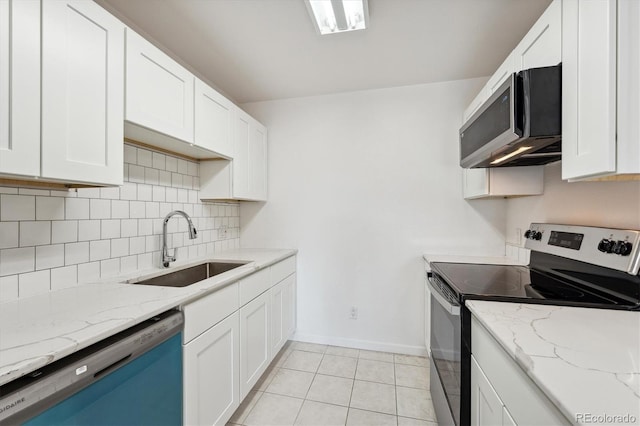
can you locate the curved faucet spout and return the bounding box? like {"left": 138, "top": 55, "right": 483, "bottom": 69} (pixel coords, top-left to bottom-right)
{"left": 162, "top": 210, "right": 198, "bottom": 267}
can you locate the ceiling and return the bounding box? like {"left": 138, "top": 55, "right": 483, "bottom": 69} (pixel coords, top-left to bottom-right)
{"left": 98, "top": 0, "right": 552, "bottom": 104}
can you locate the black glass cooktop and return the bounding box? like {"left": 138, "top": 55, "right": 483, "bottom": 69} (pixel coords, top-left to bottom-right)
{"left": 430, "top": 258, "right": 640, "bottom": 309}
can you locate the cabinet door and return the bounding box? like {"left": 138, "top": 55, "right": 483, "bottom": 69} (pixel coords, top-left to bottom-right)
{"left": 248, "top": 120, "right": 268, "bottom": 201}
{"left": 462, "top": 87, "right": 490, "bottom": 123}
{"left": 270, "top": 280, "right": 285, "bottom": 355}
{"left": 562, "top": 0, "right": 617, "bottom": 180}
{"left": 462, "top": 168, "right": 490, "bottom": 199}
{"left": 126, "top": 29, "right": 194, "bottom": 144}
{"left": 0, "top": 0, "right": 40, "bottom": 178}
{"left": 41, "top": 0, "right": 124, "bottom": 185}
{"left": 184, "top": 312, "right": 240, "bottom": 426}
{"left": 283, "top": 274, "right": 296, "bottom": 339}
{"left": 503, "top": 407, "right": 518, "bottom": 426}
{"left": 486, "top": 52, "right": 515, "bottom": 95}
{"left": 471, "top": 356, "right": 504, "bottom": 426}
{"left": 239, "top": 290, "right": 270, "bottom": 399}
{"left": 513, "top": 0, "right": 561, "bottom": 71}
{"left": 232, "top": 109, "right": 251, "bottom": 199}
{"left": 195, "top": 78, "right": 234, "bottom": 158}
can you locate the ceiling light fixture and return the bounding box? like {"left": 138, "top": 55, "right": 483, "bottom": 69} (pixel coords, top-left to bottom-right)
{"left": 490, "top": 146, "right": 534, "bottom": 165}
{"left": 305, "top": 0, "right": 369, "bottom": 35}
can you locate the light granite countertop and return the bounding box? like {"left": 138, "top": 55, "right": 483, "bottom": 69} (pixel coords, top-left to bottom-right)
{"left": 0, "top": 248, "right": 296, "bottom": 387}
{"left": 467, "top": 300, "right": 640, "bottom": 425}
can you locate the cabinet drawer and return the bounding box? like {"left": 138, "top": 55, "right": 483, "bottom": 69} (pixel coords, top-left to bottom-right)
{"left": 271, "top": 256, "right": 296, "bottom": 285}
{"left": 183, "top": 282, "right": 239, "bottom": 343}
{"left": 239, "top": 267, "right": 271, "bottom": 306}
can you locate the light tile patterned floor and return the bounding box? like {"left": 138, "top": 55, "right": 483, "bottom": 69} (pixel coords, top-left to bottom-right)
{"left": 228, "top": 341, "right": 437, "bottom": 426}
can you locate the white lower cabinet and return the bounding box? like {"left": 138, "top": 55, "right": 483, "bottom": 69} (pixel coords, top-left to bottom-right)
{"left": 239, "top": 290, "right": 271, "bottom": 400}
{"left": 184, "top": 312, "right": 240, "bottom": 426}
{"left": 471, "top": 316, "right": 570, "bottom": 426}
{"left": 271, "top": 273, "right": 296, "bottom": 355}
{"left": 182, "top": 255, "right": 296, "bottom": 425}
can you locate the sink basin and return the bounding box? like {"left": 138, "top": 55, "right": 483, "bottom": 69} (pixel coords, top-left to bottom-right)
{"left": 130, "top": 261, "right": 249, "bottom": 287}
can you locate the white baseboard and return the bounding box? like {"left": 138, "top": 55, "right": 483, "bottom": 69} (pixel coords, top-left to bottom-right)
{"left": 291, "top": 331, "right": 428, "bottom": 357}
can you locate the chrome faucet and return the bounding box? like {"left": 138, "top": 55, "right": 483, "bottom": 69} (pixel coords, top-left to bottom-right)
{"left": 162, "top": 210, "right": 198, "bottom": 267}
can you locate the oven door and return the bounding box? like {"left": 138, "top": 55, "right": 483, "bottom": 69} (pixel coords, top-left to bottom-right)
{"left": 427, "top": 274, "right": 461, "bottom": 426}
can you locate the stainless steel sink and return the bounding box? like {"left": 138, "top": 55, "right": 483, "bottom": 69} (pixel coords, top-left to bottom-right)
{"left": 130, "top": 261, "right": 249, "bottom": 287}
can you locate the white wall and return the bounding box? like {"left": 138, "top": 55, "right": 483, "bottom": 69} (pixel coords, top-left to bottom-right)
{"left": 505, "top": 162, "right": 640, "bottom": 244}
{"left": 240, "top": 79, "right": 508, "bottom": 354}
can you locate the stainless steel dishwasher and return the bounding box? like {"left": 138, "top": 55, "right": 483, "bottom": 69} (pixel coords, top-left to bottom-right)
{"left": 0, "top": 310, "right": 183, "bottom": 425}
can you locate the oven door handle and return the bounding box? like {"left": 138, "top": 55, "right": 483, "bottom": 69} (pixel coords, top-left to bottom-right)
{"left": 427, "top": 277, "right": 460, "bottom": 316}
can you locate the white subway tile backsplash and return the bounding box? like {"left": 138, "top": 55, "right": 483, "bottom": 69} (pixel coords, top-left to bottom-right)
{"left": 129, "top": 165, "right": 145, "bottom": 183}
{"left": 177, "top": 159, "right": 189, "bottom": 175}
{"left": 50, "top": 265, "right": 78, "bottom": 291}
{"left": 19, "top": 188, "right": 49, "bottom": 196}
{"left": 90, "top": 199, "right": 111, "bottom": 220}
{"left": 65, "top": 198, "right": 90, "bottom": 220}
{"left": 78, "top": 220, "right": 101, "bottom": 242}
{"left": 100, "top": 187, "right": 120, "bottom": 200}
{"left": 77, "top": 261, "right": 100, "bottom": 283}
{"left": 20, "top": 222, "right": 51, "bottom": 247}
{"left": 101, "top": 220, "right": 121, "bottom": 239}
{"left": 36, "top": 196, "right": 64, "bottom": 220}
{"left": 111, "top": 238, "right": 129, "bottom": 258}
{"left": 158, "top": 170, "right": 172, "bottom": 187}
{"left": 52, "top": 220, "right": 78, "bottom": 244}
{"left": 137, "top": 148, "right": 153, "bottom": 167}
{"left": 137, "top": 184, "right": 152, "bottom": 201}
{"left": 138, "top": 219, "right": 153, "bottom": 236}
{"left": 165, "top": 156, "right": 178, "bottom": 172}
{"left": 130, "top": 201, "right": 145, "bottom": 219}
{"left": 18, "top": 270, "right": 50, "bottom": 298}
{"left": 144, "top": 168, "right": 159, "bottom": 186}
{"left": 0, "top": 145, "right": 240, "bottom": 301}
{"left": 76, "top": 188, "right": 101, "bottom": 198}
{"left": 129, "top": 236, "right": 145, "bottom": 255}
{"left": 1, "top": 195, "right": 35, "bottom": 221}
{"left": 36, "top": 244, "right": 65, "bottom": 270}
{"left": 171, "top": 173, "right": 182, "bottom": 188}
{"left": 120, "top": 183, "right": 137, "bottom": 200}
{"left": 90, "top": 240, "right": 110, "bottom": 262}
{"left": 100, "top": 258, "right": 120, "bottom": 278}
{"left": 152, "top": 186, "right": 165, "bottom": 202}
{"left": 65, "top": 242, "right": 90, "bottom": 265}
{"left": 120, "top": 255, "right": 138, "bottom": 273}
{"left": 121, "top": 219, "right": 138, "bottom": 238}
{"left": 0, "top": 275, "right": 19, "bottom": 302}
{"left": 0, "top": 222, "right": 19, "bottom": 249}
{"left": 152, "top": 152, "right": 165, "bottom": 170}
{"left": 111, "top": 200, "right": 130, "bottom": 219}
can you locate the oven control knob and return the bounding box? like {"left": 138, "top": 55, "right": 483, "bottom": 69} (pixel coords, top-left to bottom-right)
{"left": 618, "top": 241, "right": 633, "bottom": 256}
{"left": 533, "top": 231, "right": 542, "bottom": 241}
{"left": 524, "top": 230, "right": 532, "bottom": 239}
{"left": 598, "top": 239, "right": 614, "bottom": 253}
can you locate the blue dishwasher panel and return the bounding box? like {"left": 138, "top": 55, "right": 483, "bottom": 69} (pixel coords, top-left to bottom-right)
{"left": 24, "top": 333, "right": 182, "bottom": 426}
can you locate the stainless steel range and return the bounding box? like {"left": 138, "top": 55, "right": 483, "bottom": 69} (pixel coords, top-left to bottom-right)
{"left": 426, "top": 223, "right": 640, "bottom": 426}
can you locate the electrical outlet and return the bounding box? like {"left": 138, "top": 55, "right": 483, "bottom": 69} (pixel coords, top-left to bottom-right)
{"left": 350, "top": 306, "right": 358, "bottom": 320}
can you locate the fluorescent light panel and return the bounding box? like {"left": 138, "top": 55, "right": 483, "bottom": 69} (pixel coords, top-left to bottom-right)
{"left": 306, "top": 0, "right": 368, "bottom": 35}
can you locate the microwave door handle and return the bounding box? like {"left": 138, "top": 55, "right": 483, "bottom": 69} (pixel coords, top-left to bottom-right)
{"left": 427, "top": 278, "right": 460, "bottom": 316}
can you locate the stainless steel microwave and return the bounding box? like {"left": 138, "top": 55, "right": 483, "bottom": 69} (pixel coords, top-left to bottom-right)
{"left": 460, "top": 64, "right": 562, "bottom": 168}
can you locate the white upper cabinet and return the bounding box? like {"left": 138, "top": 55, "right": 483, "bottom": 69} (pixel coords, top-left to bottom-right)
{"left": 0, "top": 0, "right": 40, "bottom": 178}
{"left": 125, "top": 29, "right": 195, "bottom": 144}
{"left": 486, "top": 51, "right": 515, "bottom": 95}
{"left": 512, "top": 0, "right": 561, "bottom": 71}
{"left": 463, "top": 167, "right": 544, "bottom": 200}
{"left": 1, "top": 0, "right": 123, "bottom": 186}
{"left": 195, "top": 78, "right": 234, "bottom": 159}
{"left": 562, "top": 0, "right": 640, "bottom": 180}
{"left": 200, "top": 107, "right": 268, "bottom": 202}
{"left": 41, "top": 0, "right": 124, "bottom": 186}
